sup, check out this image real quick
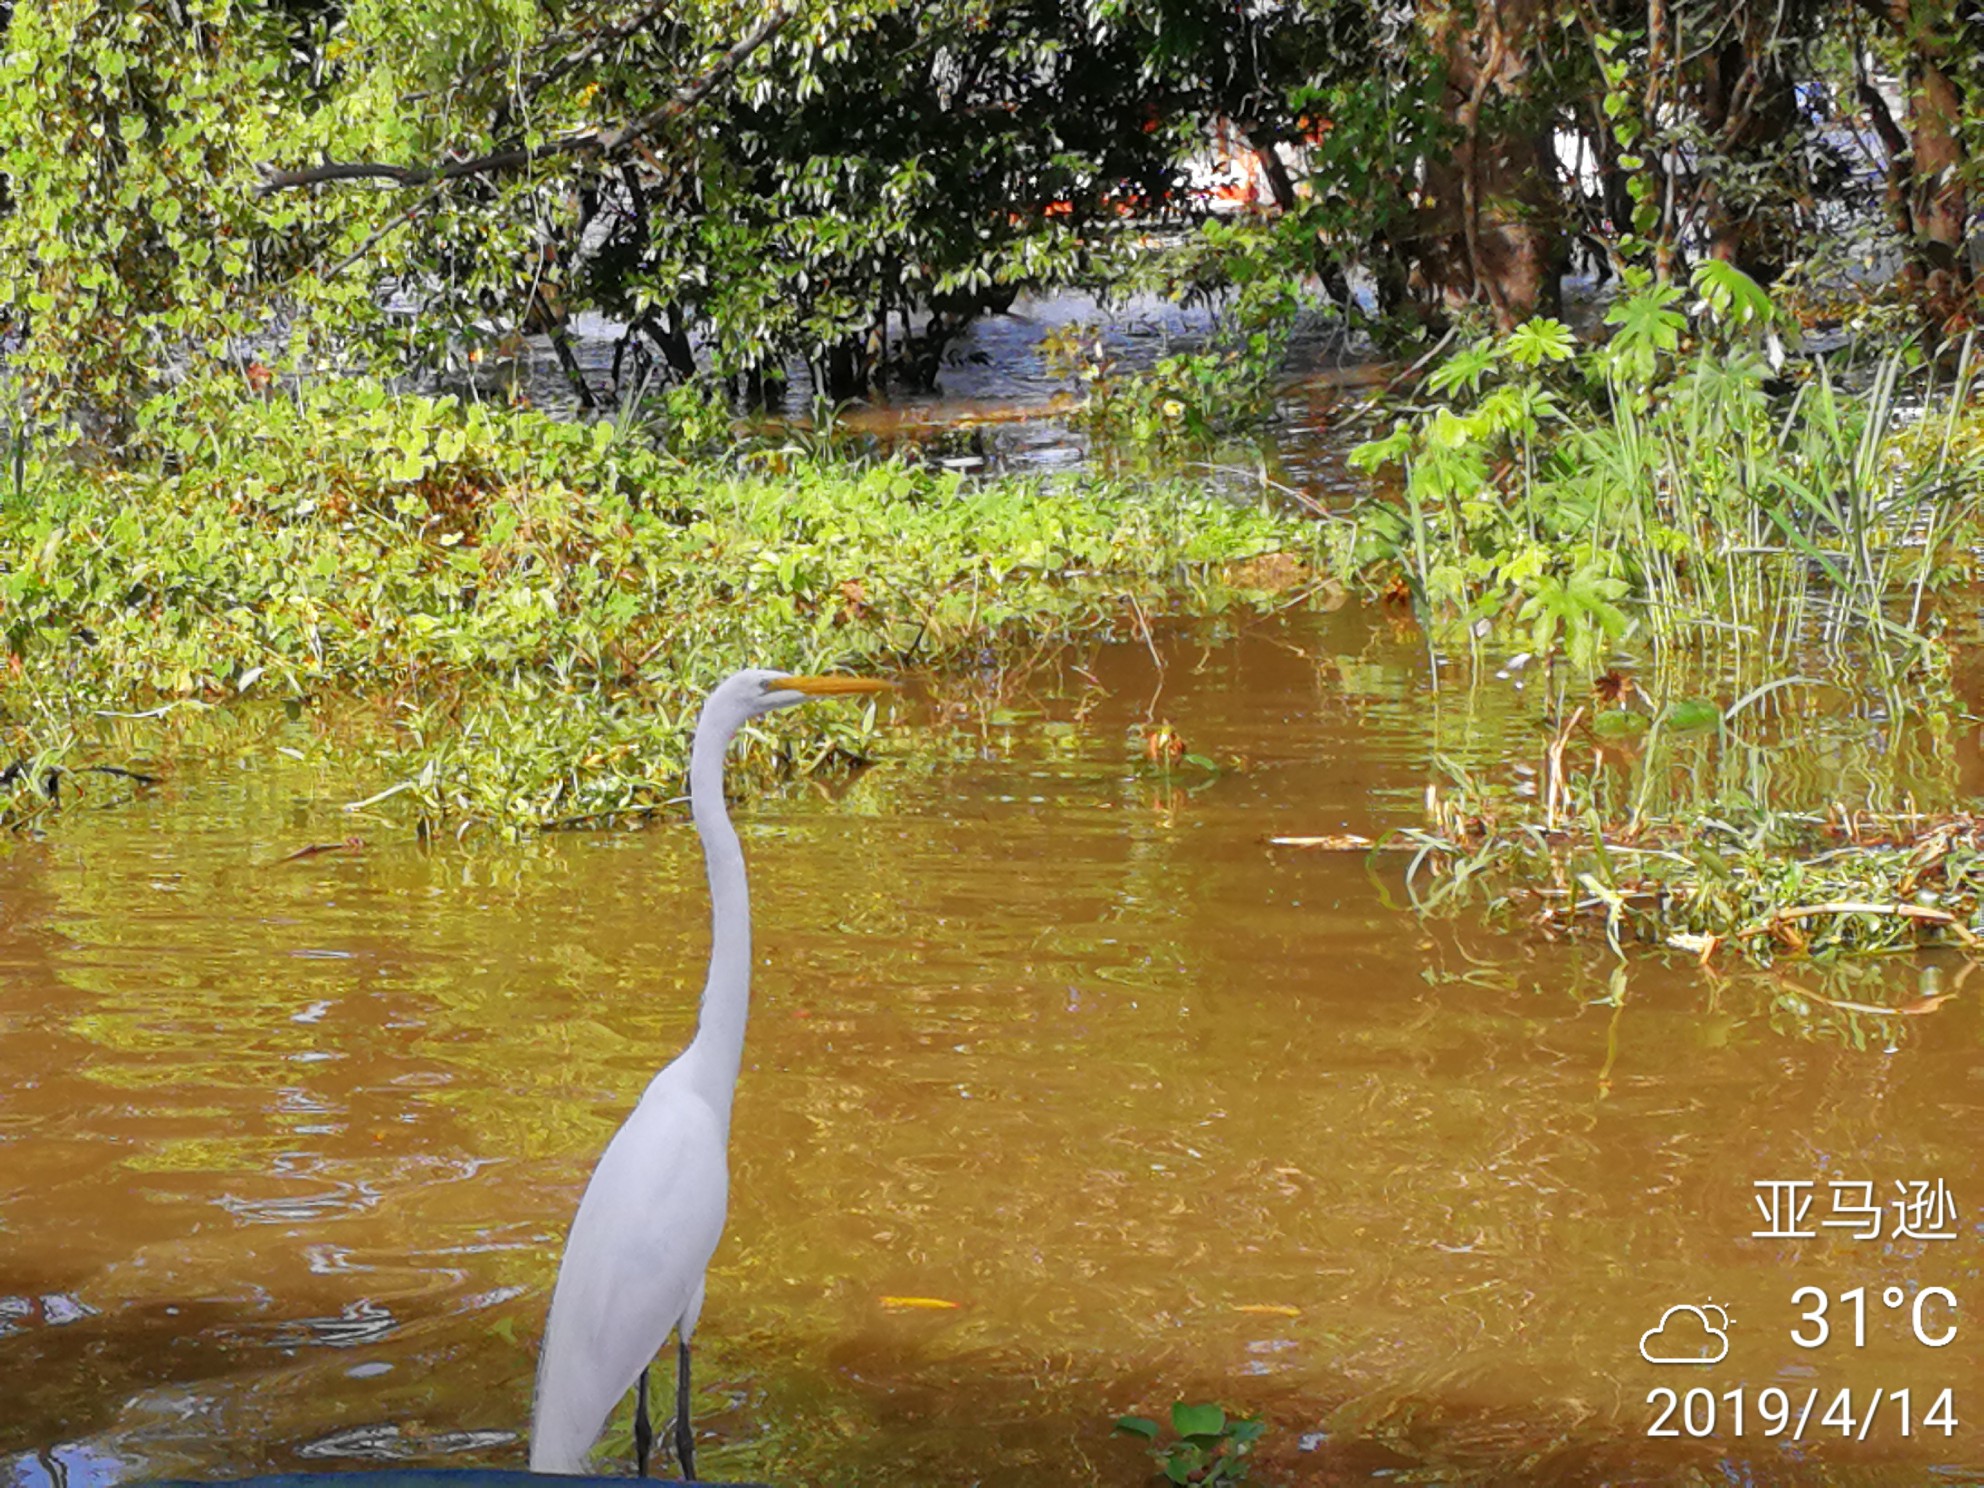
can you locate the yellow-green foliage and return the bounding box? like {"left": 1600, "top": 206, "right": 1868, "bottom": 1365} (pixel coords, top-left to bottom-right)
{"left": 2, "top": 381, "right": 1317, "bottom": 829}
{"left": 0, "top": 0, "right": 331, "bottom": 427}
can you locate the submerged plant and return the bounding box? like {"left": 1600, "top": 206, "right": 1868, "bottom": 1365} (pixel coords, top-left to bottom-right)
{"left": 1402, "top": 800, "right": 1984, "bottom": 966}
{"left": 1394, "top": 668, "right": 1983, "bottom": 968}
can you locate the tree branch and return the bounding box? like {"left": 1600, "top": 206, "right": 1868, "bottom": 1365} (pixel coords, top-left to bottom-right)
{"left": 520, "top": 0, "right": 682, "bottom": 116}
{"left": 491, "top": 0, "right": 684, "bottom": 145}
{"left": 256, "top": 4, "right": 794, "bottom": 197}
{"left": 1858, "top": 76, "right": 1909, "bottom": 165}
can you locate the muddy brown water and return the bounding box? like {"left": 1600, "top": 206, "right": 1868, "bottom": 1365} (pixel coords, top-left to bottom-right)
{"left": 3, "top": 607, "right": 1982, "bottom": 1486}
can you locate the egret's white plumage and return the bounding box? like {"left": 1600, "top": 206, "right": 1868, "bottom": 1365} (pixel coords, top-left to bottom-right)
{"left": 529, "top": 1068, "right": 727, "bottom": 1472}
{"left": 530, "top": 668, "right": 889, "bottom": 1477}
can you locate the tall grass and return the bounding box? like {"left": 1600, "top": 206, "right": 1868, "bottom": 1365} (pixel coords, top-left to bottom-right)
{"left": 1347, "top": 277, "right": 1984, "bottom": 967}
{"left": 1347, "top": 271, "right": 1982, "bottom": 690}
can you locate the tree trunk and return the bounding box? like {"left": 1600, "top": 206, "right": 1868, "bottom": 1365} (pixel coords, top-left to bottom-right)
{"left": 1414, "top": 0, "right": 1565, "bottom": 328}
{"left": 1881, "top": 0, "right": 1976, "bottom": 330}
{"left": 1245, "top": 128, "right": 1299, "bottom": 212}
{"left": 1695, "top": 37, "right": 1801, "bottom": 286}
{"left": 1907, "top": 50, "right": 1969, "bottom": 319}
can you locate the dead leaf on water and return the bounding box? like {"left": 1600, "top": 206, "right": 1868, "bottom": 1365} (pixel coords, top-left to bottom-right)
{"left": 1269, "top": 834, "right": 1373, "bottom": 850}
{"left": 1591, "top": 669, "right": 1636, "bottom": 705}
{"left": 880, "top": 1295, "right": 960, "bottom": 1311}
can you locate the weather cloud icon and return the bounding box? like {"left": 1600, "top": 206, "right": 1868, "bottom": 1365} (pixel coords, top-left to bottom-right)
{"left": 1639, "top": 1303, "right": 1732, "bottom": 1365}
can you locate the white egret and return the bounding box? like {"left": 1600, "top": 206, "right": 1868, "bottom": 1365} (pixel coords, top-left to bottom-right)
{"left": 530, "top": 668, "right": 891, "bottom": 1478}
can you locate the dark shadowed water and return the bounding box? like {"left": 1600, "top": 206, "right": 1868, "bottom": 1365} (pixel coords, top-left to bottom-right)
{"left": 2, "top": 606, "right": 1981, "bottom": 1486}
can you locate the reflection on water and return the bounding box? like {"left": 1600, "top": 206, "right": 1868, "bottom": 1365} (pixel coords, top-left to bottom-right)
{"left": 2, "top": 608, "right": 1982, "bottom": 1486}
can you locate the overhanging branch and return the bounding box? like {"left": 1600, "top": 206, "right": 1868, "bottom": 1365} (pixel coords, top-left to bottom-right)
{"left": 255, "top": 4, "right": 793, "bottom": 197}
{"left": 516, "top": 0, "right": 681, "bottom": 118}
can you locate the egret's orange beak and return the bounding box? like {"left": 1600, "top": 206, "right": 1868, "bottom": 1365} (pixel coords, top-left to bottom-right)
{"left": 774, "top": 674, "right": 894, "bottom": 697}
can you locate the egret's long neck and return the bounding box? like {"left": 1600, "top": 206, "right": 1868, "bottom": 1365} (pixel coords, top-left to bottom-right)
{"left": 684, "top": 708, "right": 751, "bottom": 1118}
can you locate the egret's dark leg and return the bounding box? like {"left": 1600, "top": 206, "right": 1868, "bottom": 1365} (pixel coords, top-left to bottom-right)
{"left": 633, "top": 1366, "right": 653, "bottom": 1478}
{"left": 675, "top": 1339, "right": 696, "bottom": 1480}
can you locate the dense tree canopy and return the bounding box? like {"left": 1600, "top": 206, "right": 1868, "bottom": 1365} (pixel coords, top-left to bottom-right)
{"left": 2, "top": 0, "right": 1981, "bottom": 435}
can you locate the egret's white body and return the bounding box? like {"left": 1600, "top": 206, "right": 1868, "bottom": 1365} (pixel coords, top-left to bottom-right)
{"left": 530, "top": 668, "right": 888, "bottom": 1477}
{"left": 529, "top": 1066, "right": 728, "bottom": 1472}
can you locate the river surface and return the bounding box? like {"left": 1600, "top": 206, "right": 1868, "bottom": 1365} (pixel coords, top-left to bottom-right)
{"left": 482, "top": 290, "right": 1379, "bottom": 500}
{"left": 2, "top": 604, "right": 1981, "bottom": 1487}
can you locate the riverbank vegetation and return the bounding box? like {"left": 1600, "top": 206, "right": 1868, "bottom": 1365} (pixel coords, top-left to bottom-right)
{"left": 6, "top": 0, "right": 1984, "bottom": 961}
{"left": 1347, "top": 269, "right": 1983, "bottom": 666}
{"left": 0, "top": 379, "right": 1316, "bottom": 831}
{"left": 1398, "top": 701, "right": 1984, "bottom": 967}
{"left": 1334, "top": 263, "right": 1984, "bottom": 967}
{"left": 8, "top": 0, "right": 1981, "bottom": 429}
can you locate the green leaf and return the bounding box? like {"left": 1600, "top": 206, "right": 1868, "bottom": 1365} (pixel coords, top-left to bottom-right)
{"left": 1426, "top": 340, "right": 1501, "bottom": 396}
{"left": 1348, "top": 423, "right": 1412, "bottom": 472}
{"left": 1590, "top": 708, "right": 1648, "bottom": 738}
{"left": 1690, "top": 258, "right": 1775, "bottom": 327}
{"left": 1665, "top": 698, "right": 1722, "bottom": 732}
{"left": 1503, "top": 317, "right": 1575, "bottom": 367}
{"left": 1603, "top": 271, "right": 1688, "bottom": 382}
{"left": 1113, "top": 1416, "right": 1160, "bottom": 1440}
{"left": 1172, "top": 1403, "right": 1226, "bottom": 1438}
{"left": 1604, "top": 275, "right": 1686, "bottom": 350}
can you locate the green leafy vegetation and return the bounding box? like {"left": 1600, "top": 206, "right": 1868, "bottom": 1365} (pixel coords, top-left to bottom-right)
{"left": 1343, "top": 269, "right": 1984, "bottom": 680}
{"left": 1048, "top": 221, "right": 1306, "bottom": 448}
{"left": 0, "top": 0, "right": 327, "bottom": 436}
{"left": 1115, "top": 1402, "right": 1269, "bottom": 1486}
{"left": 9, "top": 0, "right": 1980, "bottom": 437}
{"left": 3, "top": 1, "right": 1983, "bottom": 938}
{"left": 1319, "top": 259, "right": 1984, "bottom": 969}
{"left": 0, "top": 379, "right": 1317, "bottom": 832}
